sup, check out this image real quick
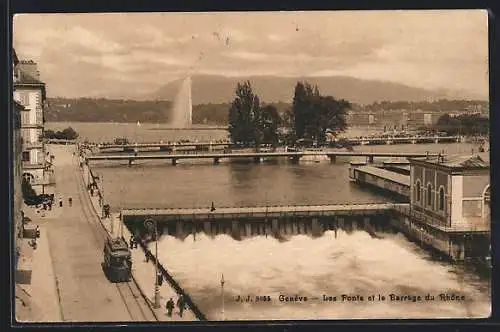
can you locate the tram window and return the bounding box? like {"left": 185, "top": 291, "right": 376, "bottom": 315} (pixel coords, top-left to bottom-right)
{"left": 110, "top": 257, "right": 123, "bottom": 266}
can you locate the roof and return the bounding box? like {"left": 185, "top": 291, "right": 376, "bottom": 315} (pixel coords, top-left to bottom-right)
{"left": 355, "top": 165, "right": 410, "bottom": 187}
{"left": 14, "top": 70, "right": 47, "bottom": 101}
{"left": 15, "top": 70, "right": 45, "bottom": 85}
{"left": 409, "top": 153, "right": 490, "bottom": 170}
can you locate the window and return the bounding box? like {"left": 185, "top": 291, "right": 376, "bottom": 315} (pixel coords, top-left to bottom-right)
{"left": 19, "top": 92, "right": 30, "bottom": 106}
{"left": 426, "top": 183, "right": 433, "bottom": 207}
{"left": 22, "top": 151, "right": 30, "bottom": 162}
{"left": 415, "top": 180, "right": 421, "bottom": 202}
{"left": 439, "top": 187, "right": 445, "bottom": 211}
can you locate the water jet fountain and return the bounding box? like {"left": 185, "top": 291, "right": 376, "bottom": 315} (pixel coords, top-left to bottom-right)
{"left": 170, "top": 76, "right": 192, "bottom": 129}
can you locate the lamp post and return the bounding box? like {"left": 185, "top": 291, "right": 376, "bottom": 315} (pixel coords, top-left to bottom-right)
{"left": 220, "top": 273, "right": 225, "bottom": 321}
{"left": 145, "top": 218, "right": 161, "bottom": 308}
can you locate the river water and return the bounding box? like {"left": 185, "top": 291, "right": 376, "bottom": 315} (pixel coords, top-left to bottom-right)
{"left": 54, "top": 122, "right": 490, "bottom": 320}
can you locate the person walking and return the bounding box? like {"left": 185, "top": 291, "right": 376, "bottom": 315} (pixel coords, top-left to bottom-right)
{"left": 157, "top": 271, "right": 163, "bottom": 287}
{"left": 177, "top": 295, "right": 185, "bottom": 318}
{"left": 166, "top": 298, "right": 174, "bottom": 317}
{"left": 129, "top": 236, "right": 134, "bottom": 249}
{"left": 210, "top": 202, "right": 216, "bottom": 212}
{"left": 68, "top": 197, "right": 72, "bottom": 207}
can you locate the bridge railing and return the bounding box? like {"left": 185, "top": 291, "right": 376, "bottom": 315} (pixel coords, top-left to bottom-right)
{"left": 135, "top": 236, "right": 207, "bottom": 321}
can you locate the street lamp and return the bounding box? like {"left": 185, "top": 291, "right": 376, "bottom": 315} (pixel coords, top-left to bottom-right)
{"left": 145, "top": 218, "right": 161, "bottom": 308}
{"left": 220, "top": 273, "right": 225, "bottom": 321}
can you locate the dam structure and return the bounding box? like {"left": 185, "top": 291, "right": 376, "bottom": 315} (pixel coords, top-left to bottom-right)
{"left": 121, "top": 203, "right": 406, "bottom": 241}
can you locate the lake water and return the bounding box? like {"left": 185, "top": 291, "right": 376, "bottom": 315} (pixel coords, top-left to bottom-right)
{"left": 57, "top": 121, "right": 490, "bottom": 320}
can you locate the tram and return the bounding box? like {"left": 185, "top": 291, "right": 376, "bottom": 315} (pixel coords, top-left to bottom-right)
{"left": 103, "top": 236, "right": 132, "bottom": 282}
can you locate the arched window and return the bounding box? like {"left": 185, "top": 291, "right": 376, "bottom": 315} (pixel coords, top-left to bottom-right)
{"left": 438, "top": 187, "right": 445, "bottom": 211}
{"left": 415, "top": 180, "right": 421, "bottom": 202}
{"left": 427, "top": 183, "right": 433, "bottom": 207}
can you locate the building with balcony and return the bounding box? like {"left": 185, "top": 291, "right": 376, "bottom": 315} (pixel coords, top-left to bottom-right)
{"left": 13, "top": 58, "right": 47, "bottom": 194}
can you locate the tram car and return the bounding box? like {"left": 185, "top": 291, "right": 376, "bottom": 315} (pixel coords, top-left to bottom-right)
{"left": 103, "top": 236, "right": 132, "bottom": 282}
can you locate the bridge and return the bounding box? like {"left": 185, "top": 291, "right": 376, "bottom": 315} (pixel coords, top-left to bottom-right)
{"left": 96, "top": 135, "right": 462, "bottom": 152}
{"left": 86, "top": 151, "right": 438, "bottom": 165}
{"left": 122, "top": 203, "right": 408, "bottom": 239}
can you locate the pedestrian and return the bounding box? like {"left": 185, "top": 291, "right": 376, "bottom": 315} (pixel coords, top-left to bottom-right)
{"left": 129, "top": 236, "right": 134, "bottom": 249}
{"left": 166, "top": 298, "right": 174, "bottom": 317}
{"left": 210, "top": 202, "right": 216, "bottom": 212}
{"left": 59, "top": 199, "right": 63, "bottom": 207}
{"left": 157, "top": 272, "right": 163, "bottom": 287}
{"left": 90, "top": 187, "right": 94, "bottom": 197}
{"left": 145, "top": 252, "right": 149, "bottom": 263}
{"left": 68, "top": 197, "right": 72, "bottom": 207}
{"left": 177, "top": 295, "right": 185, "bottom": 317}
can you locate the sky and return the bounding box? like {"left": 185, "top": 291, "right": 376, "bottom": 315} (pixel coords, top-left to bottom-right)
{"left": 13, "top": 10, "right": 489, "bottom": 99}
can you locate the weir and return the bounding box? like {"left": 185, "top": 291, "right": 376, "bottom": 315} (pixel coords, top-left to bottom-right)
{"left": 122, "top": 203, "right": 404, "bottom": 241}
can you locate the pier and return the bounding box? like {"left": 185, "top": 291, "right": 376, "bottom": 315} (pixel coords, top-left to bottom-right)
{"left": 349, "top": 164, "right": 410, "bottom": 200}
{"left": 86, "top": 151, "right": 438, "bottom": 166}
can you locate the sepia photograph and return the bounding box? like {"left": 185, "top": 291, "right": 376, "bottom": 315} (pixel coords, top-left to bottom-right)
{"left": 11, "top": 10, "right": 491, "bottom": 323}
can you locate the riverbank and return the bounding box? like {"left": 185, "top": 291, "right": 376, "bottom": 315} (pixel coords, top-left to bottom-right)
{"left": 80, "top": 158, "right": 199, "bottom": 321}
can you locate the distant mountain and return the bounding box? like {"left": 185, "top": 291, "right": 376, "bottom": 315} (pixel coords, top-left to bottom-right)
{"left": 141, "top": 74, "right": 487, "bottom": 105}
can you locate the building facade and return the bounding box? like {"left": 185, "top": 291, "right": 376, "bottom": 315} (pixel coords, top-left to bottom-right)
{"left": 409, "top": 153, "right": 490, "bottom": 230}
{"left": 13, "top": 59, "right": 47, "bottom": 194}
{"left": 404, "top": 153, "right": 490, "bottom": 261}
{"left": 12, "top": 50, "right": 25, "bottom": 268}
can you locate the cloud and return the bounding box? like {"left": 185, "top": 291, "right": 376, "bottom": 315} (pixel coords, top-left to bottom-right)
{"left": 12, "top": 10, "right": 488, "bottom": 99}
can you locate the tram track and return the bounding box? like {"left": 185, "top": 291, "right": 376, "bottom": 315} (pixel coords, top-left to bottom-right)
{"left": 71, "top": 150, "right": 157, "bottom": 322}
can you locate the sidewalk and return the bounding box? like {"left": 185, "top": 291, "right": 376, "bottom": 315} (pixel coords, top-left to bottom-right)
{"left": 15, "top": 223, "right": 62, "bottom": 322}
{"left": 82, "top": 163, "right": 197, "bottom": 321}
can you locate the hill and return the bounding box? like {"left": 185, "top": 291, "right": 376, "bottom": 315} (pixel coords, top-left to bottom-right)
{"left": 142, "top": 74, "right": 486, "bottom": 105}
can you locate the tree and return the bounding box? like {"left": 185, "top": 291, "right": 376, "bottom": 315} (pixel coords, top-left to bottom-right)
{"left": 228, "top": 81, "right": 261, "bottom": 147}
{"left": 22, "top": 177, "right": 38, "bottom": 204}
{"left": 291, "top": 81, "right": 350, "bottom": 144}
{"left": 260, "top": 105, "right": 280, "bottom": 147}
{"left": 44, "top": 126, "right": 79, "bottom": 140}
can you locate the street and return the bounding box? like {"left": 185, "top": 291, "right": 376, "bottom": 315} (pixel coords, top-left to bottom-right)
{"left": 41, "top": 144, "right": 155, "bottom": 322}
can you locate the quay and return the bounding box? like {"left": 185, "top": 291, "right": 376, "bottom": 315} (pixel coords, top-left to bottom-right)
{"left": 121, "top": 203, "right": 407, "bottom": 240}
{"left": 96, "top": 135, "right": 462, "bottom": 152}
{"left": 86, "top": 151, "right": 438, "bottom": 166}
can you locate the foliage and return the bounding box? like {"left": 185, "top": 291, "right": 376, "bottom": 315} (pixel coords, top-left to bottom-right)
{"left": 113, "top": 137, "right": 130, "bottom": 145}
{"left": 260, "top": 105, "right": 280, "bottom": 147}
{"left": 45, "top": 98, "right": 173, "bottom": 123}
{"left": 22, "top": 178, "right": 38, "bottom": 203}
{"left": 44, "top": 126, "right": 79, "bottom": 140}
{"left": 363, "top": 99, "right": 489, "bottom": 112}
{"left": 434, "top": 114, "right": 489, "bottom": 136}
{"left": 227, "top": 81, "right": 282, "bottom": 148}
{"left": 227, "top": 81, "right": 261, "bottom": 146}
{"left": 291, "top": 81, "right": 350, "bottom": 144}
